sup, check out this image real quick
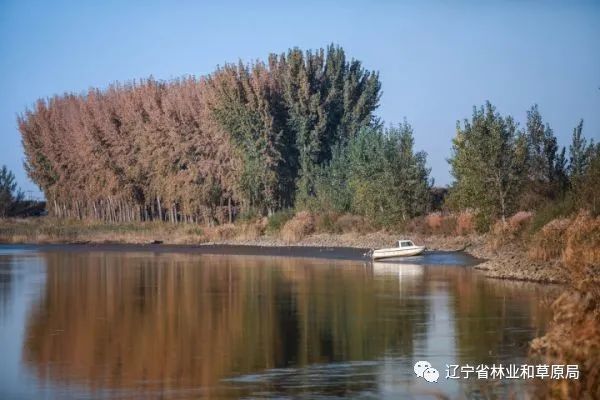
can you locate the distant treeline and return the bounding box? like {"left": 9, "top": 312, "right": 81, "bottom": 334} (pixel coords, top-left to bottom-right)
{"left": 18, "top": 45, "right": 435, "bottom": 224}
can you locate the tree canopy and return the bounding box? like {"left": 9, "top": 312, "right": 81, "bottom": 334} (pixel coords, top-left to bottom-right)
{"left": 448, "top": 102, "right": 527, "bottom": 224}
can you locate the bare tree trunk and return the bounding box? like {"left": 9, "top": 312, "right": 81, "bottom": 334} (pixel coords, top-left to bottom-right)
{"left": 157, "top": 196, "right": 163, "bottom": 222}
{"left": 228, "top": 197, "right": 232, "bottom": 224}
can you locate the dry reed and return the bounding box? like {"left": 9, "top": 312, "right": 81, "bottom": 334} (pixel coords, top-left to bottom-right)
{"left": 280, "top": 211, "right": 315, "bottom": 243}
{"left": 529, "top": 211, "right": 600, "bottom": 399}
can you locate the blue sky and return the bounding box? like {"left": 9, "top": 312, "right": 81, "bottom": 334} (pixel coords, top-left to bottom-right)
{"left": 1, "top": 1, "right": 599, "bottom": 195}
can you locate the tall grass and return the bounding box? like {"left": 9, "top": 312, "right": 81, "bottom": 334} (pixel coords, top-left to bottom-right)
{"left": 280, "top": 211, "right": 315, "bottom": 243}
{"left": 265, "top": 209, "right": 294, "bottom": 234}
{"left": 527, "top": 218, "right": 571, "bottom": 261}
{"left": 530, "top": 211, "right": 600, "bottom": 399}
{"left": 489, "top": 211, "right": 533, "bottom": 250}
{"left": 407, "top": 212, "right": 475, "bottom": 236}
{"left": 528, "top": 196, "right": 576, "bottom": 234}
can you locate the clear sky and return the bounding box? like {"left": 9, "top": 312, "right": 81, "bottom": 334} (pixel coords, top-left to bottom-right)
{"left": 1, "top": 1, "right": 599, "bottom": 196}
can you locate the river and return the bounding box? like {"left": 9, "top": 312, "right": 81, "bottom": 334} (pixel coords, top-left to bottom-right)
{"left": 0, "top": 245, "right": 556, "bottom": 399}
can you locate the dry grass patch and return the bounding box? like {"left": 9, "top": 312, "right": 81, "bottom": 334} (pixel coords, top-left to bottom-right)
{"left": 236, "top": 219, "right": 266, "bottom": 241}
{"left": 530, "top": 290, "right": 600, "bottom": 399}
{"left": 205, "top": 223, "right": 237, "bottom": 242}
{"left": 530, "top": 211, "right": 600, "bottom": 399}
{"left": 425, "top": 213, "right": 443, "bottom": 232}
{"left": 528, "top": 218, "right": 571, "bottom": 261}
{"left": 490, "top": 211, "right": 533, "bottom": 250}
{"left": 563, "top": 211, "right": 600, "bottom": 289}
{"left": 455, "top": 211, "right": 475, "bottom": 235}
{"left": 334, "top": 214, "right": 369, "bottom": 234}
{"left": 280, "top": 211, "right": 315, "bottom": 243}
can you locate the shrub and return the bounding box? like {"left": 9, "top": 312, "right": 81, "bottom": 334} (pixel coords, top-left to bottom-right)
{"left": 237, "top": 208, "right": 259, "bottom": 223}
{"left": 563, "top": 211, "right": 600, "bottom": 293}
{"left": 490, "top": 211, "right": 533, "bottom": 250}
{"left": 530, "top": 290, "right": 600, "bottom": 400}
{"left": 528, "top": 218, "right": 571, "bottom": 261}
{"left": 508, "top": 211, "right": 532, "bottom": 232}
{"left": 206, "top": 224, "right": 237, "bottom": 242}
{"left": 236, "top": 219, "right": 265, "bottom": 241}
{"left": 474, "top": 211, "right": 494, "bottom": 233}
{"left": 315, "top": 212, "right": 339, "bottom": 233}
{"left": 184, "top": 226, "right": 204, "bottom": 236}
{"left": 455, "top": 211, "right": 474, "bottom": 235}
{"left": 333, "top": 214, "right": 368, "bottom": 234}
{"left": 529, "top": 196, "right": 576, "bottom": 234}
{"left": 425, "top": 213, "right": 443, "bottom": 232}
{"left": 529, "top": 210, "right": 600, "bottom": 399}
{"left": 406, "top": 216, "right": 427, "bottom": 235}
{"left": 266, "top": 209, "right": 294, "bottom": 234}
{"left": 280, "top": 211, "right": 315, "bottom": 243}
{"left": 439, "top": 215, "right": 457, "bottom": 235}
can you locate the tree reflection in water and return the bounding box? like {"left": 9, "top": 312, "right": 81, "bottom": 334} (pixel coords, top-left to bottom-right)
{"left": 19, "top": 251, "right": 554, "bottom": 399}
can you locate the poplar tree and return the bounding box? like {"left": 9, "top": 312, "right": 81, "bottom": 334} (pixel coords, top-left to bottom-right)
{"left": 312, "top": 123, "right": 431, "bottom": 225}
{"left": 278, "top": 45, "right": 381, "bottom": 206}
{"left": 521, "top": 104, "right": 568, "bottom": 208}
{"left": 448, "top": 102, "right": 527, "bottom": 225}
{"left": 569, "top": 120, "right": 593, "bottom": 179}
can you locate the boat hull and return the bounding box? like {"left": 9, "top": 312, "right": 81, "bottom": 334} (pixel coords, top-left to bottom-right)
{"left": 372, "top": 246, "right": 426, "bottom": 260}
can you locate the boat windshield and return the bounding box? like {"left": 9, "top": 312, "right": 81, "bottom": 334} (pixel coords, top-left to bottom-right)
{"left": 399, "top": 241, "right": 414, "bottom": 247}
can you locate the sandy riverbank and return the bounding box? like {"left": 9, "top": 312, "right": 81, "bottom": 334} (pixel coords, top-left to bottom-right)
{"left": 469, "top": 244, "right": 568, "bottom": 284}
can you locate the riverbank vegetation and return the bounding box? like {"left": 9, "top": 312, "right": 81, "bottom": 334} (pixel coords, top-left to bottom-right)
{"left": 530, "top": 212, "right": 599, "bottom": 399}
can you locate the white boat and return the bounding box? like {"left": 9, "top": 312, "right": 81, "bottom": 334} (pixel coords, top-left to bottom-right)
{"left": 372, "top": 240, "right": 425, "bottom": 260}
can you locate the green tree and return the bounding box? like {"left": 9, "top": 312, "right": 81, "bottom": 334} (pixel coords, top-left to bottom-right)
{"left": 207, "top": 62, "right": 287, "bottom": 215}
{"left": 573, "top": 143, "right": 600, "bottom": 215}
{"left": 0, "top": 165, "right": 23, "bottom": 217}
{"left": 346, "top": 127, "right": 388, "bottom": 222}
{"left": 312, "top": 144, "right": 352, "bottom": 213}
{"left": 521, "top": 104, "right": 568, "bottom": 208}
{"left": 569, "top": 119, "right": 594, "bottom": 180}
{"left": 448, "top": 102, "right": 527, "bottom": 226}
{"left": 278, "top": 46, "right": 381, "bottom": 207}
{"left": 313, "top": 123, "right": 431, "bottom": 225}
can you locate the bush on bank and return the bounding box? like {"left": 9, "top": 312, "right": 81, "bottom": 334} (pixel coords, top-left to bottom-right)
{"left": 529, "top": 211, "right": 600, "bottom": 399}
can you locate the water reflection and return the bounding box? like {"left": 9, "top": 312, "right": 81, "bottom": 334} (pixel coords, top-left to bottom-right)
{"left": 0, "top": 248, "right": 557, "bottom": 399}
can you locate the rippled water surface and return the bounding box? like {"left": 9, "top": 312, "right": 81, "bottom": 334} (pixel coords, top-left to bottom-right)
{"left": 0, "top": 245, "right": 555, "bottom": 399}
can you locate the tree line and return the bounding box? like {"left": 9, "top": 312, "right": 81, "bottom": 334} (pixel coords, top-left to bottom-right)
{"left": 448, "top": 101, "right": 599, "bottom": 229}
{"left": 18, "top": 46, "right": 432, "bottom": 224}
{"left": 16, "top": 45, "right": 598, "bottom": 228}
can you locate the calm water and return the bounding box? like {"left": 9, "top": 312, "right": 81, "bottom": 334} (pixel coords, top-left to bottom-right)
{"left": 0, "top": 245, "right": 556, "bottom": 399}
